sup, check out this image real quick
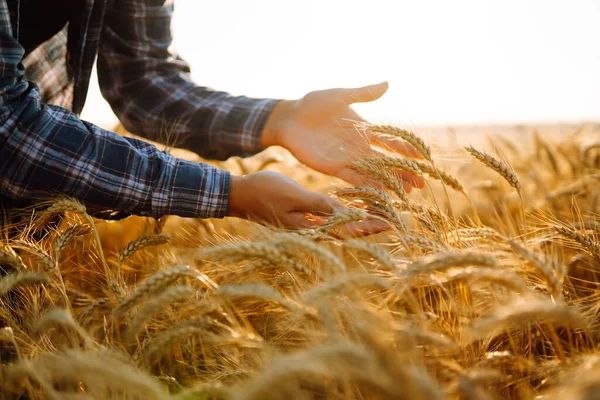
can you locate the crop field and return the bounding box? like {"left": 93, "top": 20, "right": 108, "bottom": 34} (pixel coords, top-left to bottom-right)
{"left": 1, "top": 125, "right": 599, "bottom": 399}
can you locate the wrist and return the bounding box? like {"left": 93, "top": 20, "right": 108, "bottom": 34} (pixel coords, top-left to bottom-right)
{"left": 226, "top": 175, "right": 248, "bottom": 218}
{"left": 260, "top": 99, "right": 295, "bottom": 148}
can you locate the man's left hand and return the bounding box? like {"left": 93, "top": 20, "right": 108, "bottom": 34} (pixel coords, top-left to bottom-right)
{"left": 261, "top": 81, "right": 426, "bottom": 192}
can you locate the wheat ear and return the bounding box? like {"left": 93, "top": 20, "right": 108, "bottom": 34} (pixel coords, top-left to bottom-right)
{"left": 317, "top": 209, "right": 369, "bottom": 233}
{"left": 0, "top": 327, "right": 21, "bottom": 362}
{"left": 119, "top": 234, "right": 170, "bottom": 264}
{"left": 401, "top": 251, "right": 500, "bottom": 278}
{"left": 0, "top": 271, "right": 50, "bottom": 295}
{"left": 369, "top": 124, "right": 433, "bottom": 162}
{"left": 113, "top": 265, "right": 202, "bottom": 317}
{"left": 33, "top": 309, "right": 95, "bottom": 349}
{"left": 414, "top": 161, "right": 464, "bottom": 193}
{"left": 508, "top": 240, "right": 565, "bottom": 297}
{"left": 466, "top": 145, "right": 525, "bottom": 236}
{"left": 125, "top": 285, "right": 196, "bottom": 344}
{"left": 0, "top": 245, "right": 25, "bottom": 271}
{"left": 555, "top": 225, "right": 600, "bottom": 262}
{"left": 54, "top": 224, "right": 91, "bottom": 261}
{"left": 342, "top": 240, "right": 396, "bottom": 270}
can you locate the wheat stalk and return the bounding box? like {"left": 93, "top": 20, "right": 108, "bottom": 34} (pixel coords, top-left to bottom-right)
{"left": 33, "top": 197, "right": 87, "bottom": 227}
{"left": 508, "top": 240, "right": 565, "bottom": 296}
{"left": 119, "top": 234, "right": 170, "bottom": 264}
{"left": 0, "top": 271, "right": 50, "bottom": 295}
{"left": 216, "top": 283, "right": 306, "bottom": 315}
{"left": 317, "top": 209, "right": 369, "bottom": 233}
{"left": 125, "top": 285, "right": 196, "bottom": 344}
{"left": 467, "top": 297, "right": 589, "bottom": 343}
{"left": 201, "top": 240, "right": 311, "bottom": 276}
{"left": 418, "top": 266, "right": 528, "bottom": 292}
{"left": 465, "top": 146, "right": 522, "bottom": 193}
{"left": 54, "top": 224, "right": 91, "bottom": 261}
{"left": 369, "top": 124, "right": 433, "bottom": 163}
{"left": 334, "top": 186, "right": 394, "bottom": 206}
{"left": 9, "top": 242, "right": 55, "bottom": 272}
{"left": 154, "top": 215, "right": 169, "bottom": 234}
{"left": 33, "top": 309, "right": 95, "bottom": 349}
{"left": 143, "top": 319, "right": 233, "bottom": 367}
{"left": 342, "top": 240, "right": 396, "bottom": 270}
{"left": 0, "top": 245, "right": 25, "bottom": 271}
{"left": 303, "top": 273, "right": 390, "bottom": 303}
{"left": 113, "top": 265, "right": 203, "bottom": 317}
{"left": 356, "top": 156, "right": 423, "bottom": 177}
{"left": 555, "top": 225, "right": 600, "bottom": 261}
{"left": 466, "top": 145, "right": 525, "bottom": 237}
{"left": 414, "top": 161, "right": 464, "bottom": 193}
{"left": 0, "top": 327, "right": 21, "bottom": 363}
{"left": 400, "top": 251, "right": 500, "bottom": 278}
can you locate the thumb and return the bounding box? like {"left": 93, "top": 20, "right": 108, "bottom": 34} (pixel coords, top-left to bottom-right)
{"left": 342, "top": 81, "right": 389, "bottom": 104}
{"left": 295, "top": 190, "right": 340, "bottom": 217}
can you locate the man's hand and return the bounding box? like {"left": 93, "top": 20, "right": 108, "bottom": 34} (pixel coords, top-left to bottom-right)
{"left": 261, "top": 81, "right": 426, "bottom": 192}
{"left": 226, "top": 171, "right": 388, "bottom": 236}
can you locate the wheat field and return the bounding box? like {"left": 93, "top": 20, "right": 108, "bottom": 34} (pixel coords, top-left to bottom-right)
{"left": 1, "top": 125, "right": 600, "bottom": 399}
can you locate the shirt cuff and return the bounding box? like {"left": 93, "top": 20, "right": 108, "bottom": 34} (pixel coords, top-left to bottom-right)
{"left": 216, "top": 97, "right": 281, "bottom": 157}
{"left": 151, "top": 157, "right": 231, "bottom": 219}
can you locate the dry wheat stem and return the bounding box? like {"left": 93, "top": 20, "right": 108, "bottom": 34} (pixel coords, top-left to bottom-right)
{"left": 33, "top": 309, "right": 95, "bottom": 349}
{"left": 400, "top": 251, "right": 500, "bottom": 278}
{"left": 317, "top": 209, "right": 369, "bottom": 232}
{"left": 342, "top": 240, "right": 396, "bottom": 270}
{"left": 555, "top": 225, "right": 600, "bottom": 261}
{"left": 217, "top": 283, "right": 306, "bottom": 315}
{"left": 508, "top": 240, "right": 565, "bottom": 296}
{"left": 125, "top": 285, "right": 196, "bottom": 344}
{"left": 467, "top": 297, "right": 589, "bottom": 344}
{"left": 54, "top": 224, "right": 91, "bottom": 261}
{"left": 10, "top": 242, "right": 55, "bottom": 272}
{"left": 119, "top": 234, "right": 171, "bottom": 264}
{"left": 369, "top": 124, "right": 433, "bottom": 163}
{"left": 303, "top": 273, "right": 390, "bottom": 304}
{"left": 201, "top": 240, "right": 312, "bottom": 275}
{"left": 0, "top": 271, "right": 50, "bottom": 295}
{"left": 154, "top": 215, "right": 169, "bottom": 234}
{"left": 0, "top": 245, "right": 26, "bottom": 271}
{"left": 356, "top": 156, "right": 423, "bottom": 177}
{"left": 414, "top": 160, "right": 464, "bottom": 193}
{"left": 113, "top": 265, "right": 202, "bottom": 317}
{"left": 417, "top": 266, "right": 528, "bottom": 292}
{"left": 33, "top": 197, "right": 87, "bottom": 227}
{"left": 465, "top": 145, "right": 526, "bottom": 237}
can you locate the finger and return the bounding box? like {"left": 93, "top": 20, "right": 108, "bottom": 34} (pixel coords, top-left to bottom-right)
{"left": 282, "top": 212, "right": 323, "bottom": 230}
{"left": 337, "top": 167, "right": 385, "bottom": 189}
{"left": 372, "top": 135, "right": 423, "bottom": 159}
{"left": 335, "top": 218, "right": 391, "bottom": 238}
{"left": 338, "top": 165, "right": 421, "bottom": 193}
{"left": 394, "top": 170, "right": 426, "bottom": 190}
{"left": 295, "top": 191, "right": 341, "bottom": 217}
{"left": 341, "top": 81, "right": 389, "bottom": 105}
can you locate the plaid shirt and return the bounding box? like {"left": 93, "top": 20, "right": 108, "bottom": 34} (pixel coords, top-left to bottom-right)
{"left": 0, "top": 0, "right": 278, "bottom": 219}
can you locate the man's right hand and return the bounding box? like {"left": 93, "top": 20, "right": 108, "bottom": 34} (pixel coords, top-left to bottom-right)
{"left": 226, "top": 171, "right": 388, "bottom": 236}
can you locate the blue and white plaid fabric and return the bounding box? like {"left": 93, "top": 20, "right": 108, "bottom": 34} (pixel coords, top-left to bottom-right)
{"left": 0, "top": 0, "right": 278, "bottom": 219}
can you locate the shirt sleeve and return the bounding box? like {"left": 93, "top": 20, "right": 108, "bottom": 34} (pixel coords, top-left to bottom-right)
{"left": 98, "top": 0, "right": 280, "bottom": 162}
{"left": 0, "top": 4, "right": 231, "bottom": 219}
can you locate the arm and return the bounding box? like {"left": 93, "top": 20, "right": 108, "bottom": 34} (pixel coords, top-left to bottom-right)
{"left": 0, "top": 2, "right": 229, "bottom": 219}
{"left": 98, "top": 0, "right": 278, "bottom": 161}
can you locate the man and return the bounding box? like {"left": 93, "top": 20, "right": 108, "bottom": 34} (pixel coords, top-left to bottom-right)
{"left": 0, "top": 0, "right": 423, "bottom": 234}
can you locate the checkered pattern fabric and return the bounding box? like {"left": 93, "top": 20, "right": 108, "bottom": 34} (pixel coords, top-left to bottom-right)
{"left": 0, "top": 0, "right": 278, "bottom": 219}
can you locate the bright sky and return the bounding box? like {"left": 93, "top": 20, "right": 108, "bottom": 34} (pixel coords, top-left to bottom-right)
{"left": 81, "top": 0, "right": 600, "bottom": 128}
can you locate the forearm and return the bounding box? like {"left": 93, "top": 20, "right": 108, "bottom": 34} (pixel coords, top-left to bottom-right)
{"left": 0, "top": 94, "right": 231, "bottom": 219}
{"left": 99, "top": 0, "right": 280, "bottom": 161}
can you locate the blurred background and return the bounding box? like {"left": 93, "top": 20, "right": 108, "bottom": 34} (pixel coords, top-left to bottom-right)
{"left": 82, "top": 0, "right": 600, "bottom": 138}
